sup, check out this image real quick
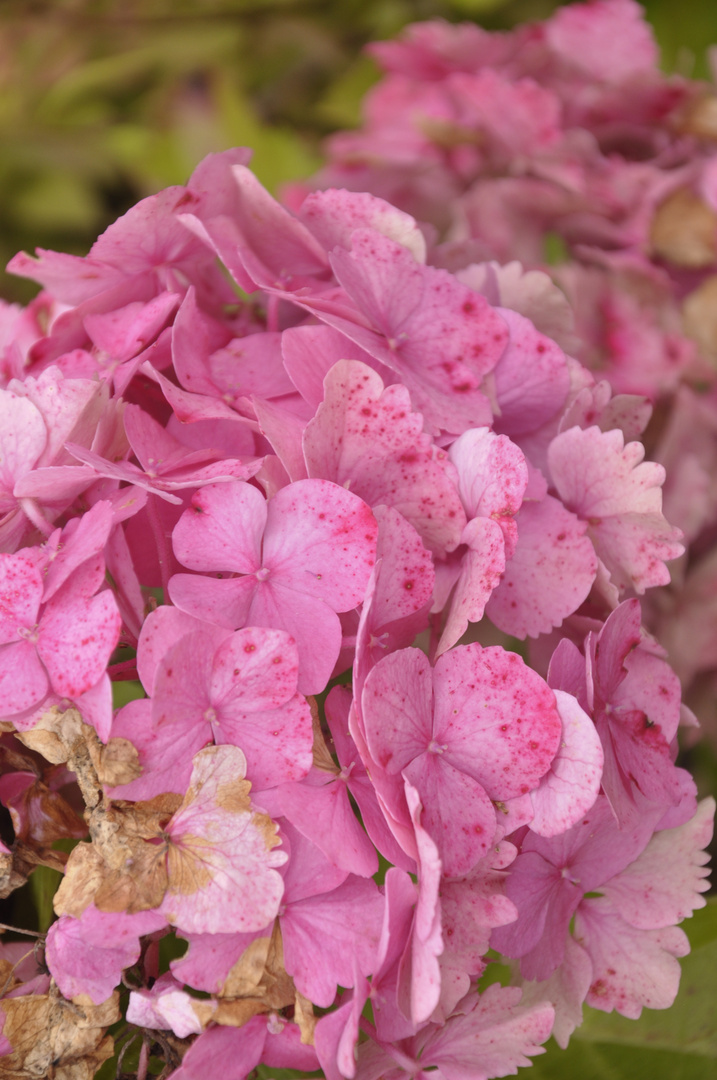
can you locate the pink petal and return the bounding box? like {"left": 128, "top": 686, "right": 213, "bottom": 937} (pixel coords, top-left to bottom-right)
{"left": 327, "top": 230, "right": 507, "bottom": 433}
{"left": 436, "top": 516, "right": 506, "bottom": 656}
{"left": 448, "top": 426, "right": 528, "bottom": 529}
{"left": 492, "top": 309, "right": 570, "bottom": 436}
{"left": 246, "top": 580, "right": 343, "bottom": 695}
{"left": 282, "top": 876, "right": 384, "bottom": 1007}
{"left": 282, "top": 324, "right": 378, "bottom": 411}
{"left": 263, "top": 478, "right": 377, "bottom": 610}
{"left": 172, "top": 481, "right": 266, "bottom": 574}
{"left": 433, "top": 644, "right": 563, "bottom": 801}
{"left": 486, "top": 496, "right": 597, "bottom": 638}
{"left": 403, "top": 753, "right": 495, "bottom": 876}
{"left": 168, "top": 574, "right": 257, "bottom": 631}
{"left": 303, "top": 359, "right": 465, "bottom": 554}
{"left": 519, "top": 933, "right": 593, "bottom": 1049}
{"left": 127, "top": 978, "right": 207, "bottom": 1038}
{"left": 0, "top": 391, "right": 46, "bottom": 498}
{"left": 270, "top": 772, "right": 378, "bottom": 877}
{"left": 0, "top": 552, "right": 43, "bottom": 643}
{"left": 37, "top": 590, "right": 121, "bottom": 699}
{"left": 170, "top": 929, "right": 264, "bottom": 994}
{"left": 363, "top": 649, "right": 434, "bottom": 774}
{"left": 168, "top": 1022, "right": 266, "bottom": 1080}
{"left": 0, "top": 640, "right": 49, "bottom": 715}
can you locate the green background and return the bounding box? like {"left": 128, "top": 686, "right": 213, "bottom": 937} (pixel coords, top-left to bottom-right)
{"left": 1, "top": 0, "right": 716, "bottom": 303}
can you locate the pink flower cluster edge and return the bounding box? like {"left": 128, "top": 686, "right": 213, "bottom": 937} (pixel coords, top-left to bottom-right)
{"left": 0, "top": 10, "right": 713, "bottom": 1074}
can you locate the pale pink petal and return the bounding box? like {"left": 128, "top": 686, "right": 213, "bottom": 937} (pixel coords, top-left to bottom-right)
{"left": 46, "top": 907, "right": 166, "bottom": 1005}
{"left": 548, "top": 425, "right": 684, "bottom": 593}
{"left": 519, "top": 934, "right": 593, "bottom": 1049}
{"left": 11, "top": 367, "right": 103, "bottom": 468}
{"left": 161, "top": 745, "right": 287, "bottom": 935}
{"left": 546, "top": 0, "right": 658, "bottom": 82}
{"left": 303, "top": 359, "right": 466, "bottom": 554}
{"left": 300, "top": 188, "right": 427, "bottom": 261}
{"left": 575, "top": 898, "right": 688, "bottom": 1018}
{"left": 601, "top": 797, "right": 714, "bottom": 929}
{"left": 0, "top": 391, "right": 46, "bottom": 499}
{"left": 448, "top": 426, "right": 528, "bottom": 530}
{"left": 529, "top": 689, "right": 603, "bottom": 837}
{"left": 422, "top": 985, "right": 554, "bottom": 1080}
{"left": 397, "top": 779, "right": 443, "bottom": 1027}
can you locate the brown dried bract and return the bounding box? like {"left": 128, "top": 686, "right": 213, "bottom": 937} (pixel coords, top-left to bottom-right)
{"left": 683, "top": 274, "right": 717, "bottom": 360}
{"left": 308, "top": 697, "right": 339, "bottom": 775}
{"left": 680, "top": 93, "right": 717, "bottom": 140}
{"left": 294, "top": 990, "right": 317, "bottom": 1045}
{"left": 16, "top": 708, "right": 142, "bottom": 804}
{"left": 211, "top": 923, "right": 295, "bottom": 1029}
{"left": 0, "top": 986, "right": 119, "bottom": 1079}
{"left": 651, "top": 188, "right": 717, "bottom": 268}
{"left": 54, "top": 793, "right": 181, "bottom": 918}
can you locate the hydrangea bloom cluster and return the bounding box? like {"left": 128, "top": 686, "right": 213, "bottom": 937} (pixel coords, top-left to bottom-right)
{"left": 293, "top": 0, "right": 717, "bottom": 735}
{"left": 0, "top": 141, "right": 712, "bottom": 1079}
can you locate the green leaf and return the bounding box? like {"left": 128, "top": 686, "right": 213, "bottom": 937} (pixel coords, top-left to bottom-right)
{"left": 446, "top": 0, "right": 514, "bottom": 13}
{"left": 529, "top": 899, "right": 717, "bottom": 1079}
{"left": 315, "top": 55, "right": 380, "bottom": 129}
{"left": 112, "top": 679, "right": 145, "bottom": 709}
{"left": 29, "top": 864, "right": 63, "bottom": 932}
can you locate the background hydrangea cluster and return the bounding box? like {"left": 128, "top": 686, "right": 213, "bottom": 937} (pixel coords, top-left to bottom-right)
{"left": 0, "top": 2, "right": 714, "bottom": 1079}
{"left": 297, "top": 0, "right": 717, "bottom": 747}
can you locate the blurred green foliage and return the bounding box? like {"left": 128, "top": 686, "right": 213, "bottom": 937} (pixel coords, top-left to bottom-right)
{"left": 1, "top": 0, "right": 715, "bottom": 302}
